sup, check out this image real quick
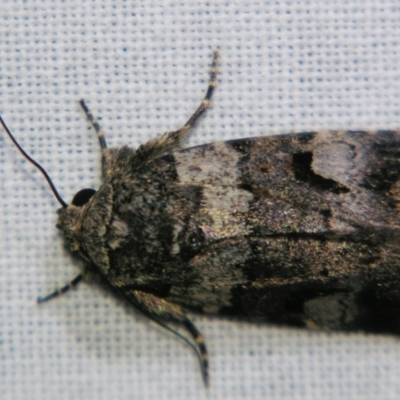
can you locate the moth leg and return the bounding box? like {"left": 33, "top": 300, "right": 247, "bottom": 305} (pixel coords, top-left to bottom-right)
{"left": 79, "top": 99, "right": 107, "bottom": 149}
{"left": 132, "top": 50, "right": 219, "bottom": 164}
{"left": 37, "top": 273, "right": 83, "bottom": 304}
{"left": 127, "top": 290, "right": 209, "bottom": 386}
{"left": 166, "top": 49, "right": 219, "bottom": 145}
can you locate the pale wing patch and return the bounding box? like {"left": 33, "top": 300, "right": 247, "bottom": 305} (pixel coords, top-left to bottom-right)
{"left": 107, "top": 216, "right": 130, "bottom": 250}
{"left": 170, "top": 219, "right": 185, "bottom": 255}
{"left": 108, "top": 217, "right": 130, "bottom": 250}
{"left": 200, "top": 186, "right": 253, "bottom": 239}
{"left": 175, "top": 142, "right": 254, "bottom": 240}
{"left": 111, "top": 217, "right": 130, "bottom": 236}
{"left": 175, "top": 142, "right": 243, "bottom": 186}
{"left": 311, "top": 130, "right": 373, "bottom": 188}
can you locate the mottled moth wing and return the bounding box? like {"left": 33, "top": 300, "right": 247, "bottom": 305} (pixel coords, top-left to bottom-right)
{"left": 166, "top": 131, "right": 400, "bottom": 334}
{"left": 59, "top": 129, "right": 400, "bottom": 338}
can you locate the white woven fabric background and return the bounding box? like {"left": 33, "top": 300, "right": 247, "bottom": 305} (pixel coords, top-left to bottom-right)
{"left": 1, "top": 1, "right": 400, "bottom": 399}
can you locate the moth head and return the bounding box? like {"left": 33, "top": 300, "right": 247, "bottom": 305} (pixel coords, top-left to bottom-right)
{"left": 56, "top": 184, "right": 114, "bottom": 274}
{"left": 56, "top": 183, "right": 114, "bottom": 270}
{"left": 55, "top": 188, "right": 97, "bottom": 254}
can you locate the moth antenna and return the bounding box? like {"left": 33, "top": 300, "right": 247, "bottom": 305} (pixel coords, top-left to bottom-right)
{"left": 0, "top": 114, "right": 68, "bottom": 208}
{"left": 79, "top": 99, "right": 108, "bottom": 149}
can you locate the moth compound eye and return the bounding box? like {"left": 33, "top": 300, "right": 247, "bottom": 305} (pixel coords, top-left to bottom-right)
{"left": 72, "top": 188, "right": 96, "bottom": 207}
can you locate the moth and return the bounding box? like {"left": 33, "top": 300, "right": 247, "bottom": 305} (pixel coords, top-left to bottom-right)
{"left": 2, "top": 50, "right": 400, "bottom": 386}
